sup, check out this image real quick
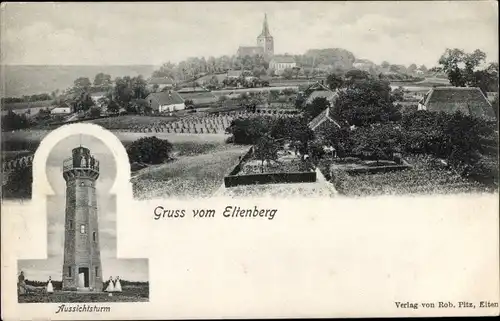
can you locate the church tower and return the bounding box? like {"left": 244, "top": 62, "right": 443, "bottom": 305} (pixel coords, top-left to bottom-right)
{"left": 257, "top": 13, "right": 274, "bottom": 58}
{"left": 62, "top": 146, "right": 103, "bottom": 292}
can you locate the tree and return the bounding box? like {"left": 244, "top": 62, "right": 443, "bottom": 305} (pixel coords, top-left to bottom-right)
{"left": 226, "top": 117, "right": 272, "bottom": 144}
{"left": 345, "top": 69, "right": 371, "bottom": 85}
{"left": 438, "top": 48, "right": 487, "bottom": 87}
{"left": 326, "top": 73, "right": 344, "bottom": 90}
{"left": 106, "top": 99, "right": 120, "bottom": 114}
{"left": 281, "top": 68, "right": 294, "bottom": 80}
{"left": 407, "top": 64, "right": 418, "bottom": 74}
{"left": 126, "top": 136, "right": 173, "bottom": 164}
{"left": 93, "top": 73, "right": 112, "bottom": 86}
{"left": 1, "top": 110, "right": 31, "bottom": 131}
{"left": 304, "top": 97, "right": 330, "bottom": 121}
{"left": 332, "top": 79, "right": 401, "bottom": 127}
{"left": 254, "top": 135, "right": 279, "bottom": 173}
{"left": 381, "top": 61, "right": 390, "bottom": 69}
{"left": 89, "top": 107, "right": 101, "bottom": 118}
{"left": 350, "top": 124, "right": 402, "bottom": 164}
{"left": 2, "top": 166, "right": 32, "bottom": 199}
{"left": 74, "top": 77, "right": 92, "bottom": 89}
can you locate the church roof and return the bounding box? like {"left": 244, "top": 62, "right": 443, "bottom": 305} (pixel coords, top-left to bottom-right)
{"left": 420, "top": 87, "right": 495, "bottom": 119}
{"left": 259, "top": 13, "right": 272, "bottom": 37}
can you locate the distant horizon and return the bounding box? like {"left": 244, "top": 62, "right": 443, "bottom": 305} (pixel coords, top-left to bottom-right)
{"left": 1, "top": 2, "right": 497, "bottom": 67}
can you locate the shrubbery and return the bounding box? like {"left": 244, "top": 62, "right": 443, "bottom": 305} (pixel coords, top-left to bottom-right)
{"left": 1, "top": 110, "right": 31, "bottom": 131}
{"left": 126, "top": 136, "right": 173, "bottom": 164}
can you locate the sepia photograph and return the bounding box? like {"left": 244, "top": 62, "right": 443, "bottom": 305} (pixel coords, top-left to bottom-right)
{"left": 1, "top": 2, "right": 498, "bottom": 320}
{"left": 16, "top": 134, "right": 149, "bottom": 303}
{"left": 1, "top": 2, "right": 498, "bottom": 200}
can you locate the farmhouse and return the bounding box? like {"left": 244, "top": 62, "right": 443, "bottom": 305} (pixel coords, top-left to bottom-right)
{"left": 146, "top": 91, "right": 185, "bottom": 113}
{"left": 147, "top": 76, "right": 176, "bottom": 92}
{"left": 303, "top": 81, "right": 338, "bottom": 106}
{"left": 90, "top": 91, "right": 108, "bottom": 107}
{"left": 308, "top": 106, "right": 341, "bottom": 132}
{"left": 417, "top": 87, "right": 496, "bottom": 119}
{"left": 50, "top": 106, "right": 72, "bottom": 115}
{"left": 227, "top": 70, "right": 244, "bottom": 79}
{"left": 269, "top": 56, "right": 297, "bottom": 75}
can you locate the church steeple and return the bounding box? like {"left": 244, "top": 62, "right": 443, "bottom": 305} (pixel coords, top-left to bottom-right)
{"left": 256, "top": 13, "right": 274, "bottom": 58}
{"left": 260, "top": 13, "right": 271, "bottom": 37}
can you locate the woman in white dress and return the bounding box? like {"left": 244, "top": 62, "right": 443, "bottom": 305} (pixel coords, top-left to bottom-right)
{"left": 114, "top": 276, "right": 122, "bottom": 292}
{"left": 46, "top": 276, "right": 54, "bottom": 294}
{"left": 105, "top": 276, "right": 115, "bottom": 292}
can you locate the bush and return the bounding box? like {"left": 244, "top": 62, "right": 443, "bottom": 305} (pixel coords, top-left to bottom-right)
{"left": 1, "top": 110, "right": 31, "bottom": 131}
{"left": 126, "top": 136, "right": 173, "bottom": 164}
{"left": 2, "top": 166, "right": 32, "bottom": 199}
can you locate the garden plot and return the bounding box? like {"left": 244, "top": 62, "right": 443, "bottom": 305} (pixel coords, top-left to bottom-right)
{"left": 328, "top": 155, "right": 494, "bottom": 197}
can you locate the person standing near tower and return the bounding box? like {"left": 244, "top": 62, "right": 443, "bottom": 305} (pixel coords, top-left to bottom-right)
{"left": 46, "top": 276, "right": 54, "bottom": 294}
{"left": 114, "top": 276, "right": 122, "bottom": 292}
{"left": 105, "top": 276, "right": 115, "bottom": 292}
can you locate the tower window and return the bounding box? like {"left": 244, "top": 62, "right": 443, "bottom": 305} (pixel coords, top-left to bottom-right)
{"left": 69, "top": 220, "right": 73, "bottom": 229}
{"left": 95, "top": 266, "right": 99, "bottom": 276}
{"left": 68, "top": 266, "right": 72, "bottom": 277}
{"left": 93, "top": 232, "right": 96, "bottom": 242}
{"left": 80, "top": 224, "right": 86, "bottom": 234}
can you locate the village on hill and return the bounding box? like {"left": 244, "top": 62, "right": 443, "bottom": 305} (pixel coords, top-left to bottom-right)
{"left": 1, "top": 14, "right": 499, "bottom": 199}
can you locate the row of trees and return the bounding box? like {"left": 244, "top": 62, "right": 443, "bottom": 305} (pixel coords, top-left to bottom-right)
{"left": 152, "top": 48, "right": 409, "bottom": 83}
{"left": 67, "top": 74, "right": 151, "bottom": 115}
{"left": 1, "top": 93, "right": 53, "bottom": 104}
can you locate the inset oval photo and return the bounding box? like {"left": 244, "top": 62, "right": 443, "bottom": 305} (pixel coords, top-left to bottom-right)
{"left": 17, "top": 134, "right": 149, "bottom": 303}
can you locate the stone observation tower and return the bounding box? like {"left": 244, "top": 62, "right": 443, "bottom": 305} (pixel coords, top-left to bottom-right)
{"left": 62, "top": 146, "right": 103, "bottom": 292}
{"left": 257, "top": 13, "right": 274, "bottom": 57}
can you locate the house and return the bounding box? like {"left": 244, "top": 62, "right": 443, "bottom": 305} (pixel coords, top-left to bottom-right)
{"left": 308, "top": 106, "right": 341, "bottom": 132}
{"left": 177, "top": 87, "right": 218, "bottom": 107}
{"left": 146, "top": 90, "right": 185, "bottom": 113}
{"left": 227, "top": 70, "right": 244, "bottom": 79}
{"left": 147, "top": 77, "right": 176, "bottom": 92}
{"left": 302, "top": 81, "right": 338, "bottom": 106}
{"left": 50, "top": 106, "right": 72, "bottom": 115}
{"left": 417, "top": 87, "right": 496, "bottom": 119}
{"left": 90, "top": 91, "right": 108, "bottom": 107}
{"left": 269, "top": 56, "right": 297, "bottom": 75}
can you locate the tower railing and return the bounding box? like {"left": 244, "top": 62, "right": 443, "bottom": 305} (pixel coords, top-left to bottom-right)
{"left": 63, "top": 157, "right": 100, "bottom": 173}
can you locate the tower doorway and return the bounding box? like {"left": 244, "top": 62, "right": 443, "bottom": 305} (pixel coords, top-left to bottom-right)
{"left": 78, "top": 267, "right": 90, "bottom": 288}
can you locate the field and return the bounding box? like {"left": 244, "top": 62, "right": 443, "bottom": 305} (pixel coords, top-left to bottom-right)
{"left": 132, "top": 143, "right": 249, "bottom": 199}
{"left": 1, "top": 99, "right": 53, "bottom": 112}
{"left": 83, "top": 115, "right": 178, "bottom": 130}
{"left": 327, "top": 155, "right": 495, "bottom": 197}
{"left": 18, "top": 285, "right": 149, "bottom": 303}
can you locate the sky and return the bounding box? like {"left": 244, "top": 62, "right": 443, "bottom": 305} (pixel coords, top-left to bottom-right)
{"left": 1, "top": 1, "right": 498, "bottom": 67}
{"left": 18, "top": 134, "right": 149, "bottom": 282}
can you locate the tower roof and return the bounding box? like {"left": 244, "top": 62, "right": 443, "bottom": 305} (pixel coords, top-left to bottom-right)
{"left": 259, "top": 13, "right": 271, "bottom": 37}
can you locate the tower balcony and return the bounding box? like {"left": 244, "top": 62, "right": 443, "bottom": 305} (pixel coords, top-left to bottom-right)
{"left": 63, "top": 157, "right": 100, "bottom": 181}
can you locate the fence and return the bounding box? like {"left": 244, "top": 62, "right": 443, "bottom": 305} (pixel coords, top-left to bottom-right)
{"left": 224, "top": 171, "right": 317, "bottom": 187}
{"left": 2, "top": 154, "right": 34, "bottom": 171}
